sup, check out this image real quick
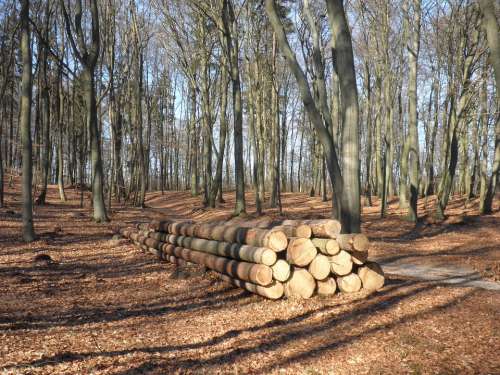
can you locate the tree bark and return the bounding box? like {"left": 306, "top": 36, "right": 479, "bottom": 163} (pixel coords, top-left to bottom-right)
{"left": 20, "top": 0, "right": 35, "bottom": 242}
{"left": 407, "top": 0, "right": 422, "bottom": 222}
{"left": 222, "top": 0, "right": 246, "bottom": 216}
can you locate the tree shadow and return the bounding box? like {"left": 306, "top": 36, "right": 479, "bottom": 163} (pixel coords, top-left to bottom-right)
{"left": 3, "top": 277, "right": 468, "bottom": 373}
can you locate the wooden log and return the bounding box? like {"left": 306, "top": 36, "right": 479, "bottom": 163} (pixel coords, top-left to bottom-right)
{"left": 281, "top": 219, "right": 341, "bottom": 238}
{"left": 308, "top": 254, "right": 331, "bottom": 280}
{"left": 132, "top": 240, "right": 148, "bottom": 253}
{"left": 316, "top": 277, "right": 337, "bottom": 296}
{"left": 219, "top": 274, "right": 284, "bottom": 300}
{"left": 358, "top": 262, "right": 385, "bottom": 291}
{"left": 286, "top": 238, "right": 317, "bottom": 266}
{"left": 334, "top": 234, "right": 369, "bottom": 265}
{"left": 161, "top": 243, "right": 273, "bottom": 286}
{"left": 271, "top": 259, "right": 291, "bottom": 282}
{"left": 270, "top": 225, "right": 312, "bottom": 239}
{"left": 150, "top": 219, "right": 193, "bottom": 232}
{"left": 152, "top": 233, "right": 277, "bottom": 266}
{"left": 350, "top": 250, "right": 368, "bottom": 265}
{"left": 337, "top": 273, "right": 362, "bottom": 293}
{"left": 161, "top": 221, "right": 288, "bottom": 251}
{"left": 283, "top": 267, "right": 316, "bottom": 299}
{"left": 335, "top": 233, "right": 370, "bottom": 252}
{"left": 311, "top": 238, "right": 340, "bottom": 255}
{"left": 328, "top": 250, "right": 353, "bottom": 276}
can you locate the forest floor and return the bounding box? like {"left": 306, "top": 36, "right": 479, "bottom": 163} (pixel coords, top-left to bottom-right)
{"left": 1, "top": 178, "right": 499, "bottom": 374}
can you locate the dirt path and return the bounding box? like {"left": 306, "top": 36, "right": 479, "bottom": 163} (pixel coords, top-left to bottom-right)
{"left": 378, "top": 259, "right": 500, "bottom": 291}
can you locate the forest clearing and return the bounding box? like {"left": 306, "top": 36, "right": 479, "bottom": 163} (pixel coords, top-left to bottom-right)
{"left": 1, "top": 180, "right": 499, "bottom": 374}
{"left": 1, "top": 0, "right": 500, "bottom": 373}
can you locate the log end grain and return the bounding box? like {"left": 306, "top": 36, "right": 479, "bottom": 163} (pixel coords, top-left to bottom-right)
{"left": 329, "top": 250, "right": 353, "bottom": 276}
{"left": 283, "top": 267, "right": 315, "bottom": 299}
{"left": 337, "top": 273, "right": 362, "bottom": 293}
{"left": 286, "top": 238, "right": 317, "bottom": 266}
{"left": 358, "top": 262, "right": 385, "bottom": 291}
{"left": 308, "top": 254, "right": 331, "bottom": 280}
{"left": 271, "top": 259, "right": 291, "bottom": 282}
{"left": 316, "top": 277, "right": 337, "bottom": 296}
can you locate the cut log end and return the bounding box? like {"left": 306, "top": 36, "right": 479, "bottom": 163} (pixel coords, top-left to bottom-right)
{"left": 337, "top": 273, "right": 362, "bottom": 293}
{"left": 284, "top": 267, "right": 316, "bottom": 299}
{"left": 329, "top": 250, "right": 353, "bottom": 276}
{"left": 358, "top": 262, "right": 385, "bottom": 291}
{"left": 267, "top": 230, "right": 288, "bottom": 252}
{"left": 272, "top": 259, "right": 291, "bottom": 282}
{"left": 316, "top": 277, "right": 337, "bottom": 296}
{"left": 286, "top": 238, "right": 317, "bottom": 266}
{"left": 308, "top": 254, "right": 331, "bottom": 280}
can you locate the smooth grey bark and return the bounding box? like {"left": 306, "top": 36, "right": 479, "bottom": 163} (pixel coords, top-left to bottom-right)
{"left": 266, "top": 0, "right": 361, "bottom": 232}
{"left": 56, "top": 64, "right": 66, "bottom": 202}
{"left": 363, "top": 63, "right": 373, "bottom": 206}
{"left": 479, "top": 0, "right": 500, "bottom": 212}
{"left": 210, "top": 72, "right": 228, "bottom": 206}
{"left": 222, "top": 0, "right": 246, "bottom": 215}
{"left": 61, "top": 0, "right": 108, "bottom": 222}
{"left": 20, "top": 0, "right": 35, "bottom": 242}
{"left": 424, "top": 75, "right": 439, "bottom": 196}
{"left": 265, "top": 0, "right": 342, "bottom": 214}
{"left": 407, "top": 0, "right": 421, "bottom": 222}
{"left": 479, "top": 75, "right": 489, "bottom": 213}
{"left": 325, "top": 0, "right": 361, "bottom": 232}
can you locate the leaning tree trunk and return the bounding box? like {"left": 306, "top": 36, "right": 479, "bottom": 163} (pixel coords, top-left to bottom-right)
{"left": 326, "top": 0, "right": 361, "bottom": 232}
{"left": 20, "top": 0, "right": 35, "bottom": 242}
{"left": 266, "top": 0, "right": 345, "bottom": 229}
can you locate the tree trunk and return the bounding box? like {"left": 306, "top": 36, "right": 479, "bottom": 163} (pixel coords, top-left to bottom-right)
{"left": 480, "top": 0, "right": 500, "bottom": 211}
{"left": 407, "top": 0, "right": 422, "bottom": 222}
{"left": 20, "top": 0, "right": 35, "bottom": 242}
{"left": 222, "top": 0, "right": 245, "bottom": 216}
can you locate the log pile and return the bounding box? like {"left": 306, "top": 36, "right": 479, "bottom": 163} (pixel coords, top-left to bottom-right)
{"left": 118, "top": 218, "right": 384, "bottom": 300}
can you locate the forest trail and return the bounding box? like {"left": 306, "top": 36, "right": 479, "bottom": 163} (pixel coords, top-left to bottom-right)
{"left": 378, "top": 259, "right": 500, "bottom": 291}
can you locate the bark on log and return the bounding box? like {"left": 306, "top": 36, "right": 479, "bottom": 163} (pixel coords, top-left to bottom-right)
{"left": 162, "top": 221, "right": 288, "bottom": 251}
{"left": 335, "top": 233, "right": 370, "bottom": 252}
{"left": 161, "top": 243, "right": 273, "bottom": 286}
{"left": 316, "top": 277, "right": 337, "bottom": 296}
{"left": 281, "top": 219, "right": 341, "bottom": 238}
{"left": 286, "top": 238, "right": 317, "bottom": 266}
{"left": 271, "top": 259, "right": 291, "bottom": 282}
{"left": 122, "top": 228, "right": 273, "bottom": 286}
{"left": 270, "top": 225, "right": 312, "bottom": 238}
{"left": 337, "top": 273, "right": 362, "bottom": 293}
{"left": 149, "top": 232, "right": 277, "bottom": 266}
{"left": 358, "top": 262, "right": 385, "bottom": 291}
{"left": 328, "top": 250, "right": 353, "bottom": 276}
{"left": 283, "top": 267, "right": 316, "bottom": 299}
{"left": 311, "top": 238, "right": 340, "bottom": 255}
{"left": 219, "top": 274, "right": 284, "bottom": 299}
{"left": 308, "top": 254, "right": 331, "bottom": 280}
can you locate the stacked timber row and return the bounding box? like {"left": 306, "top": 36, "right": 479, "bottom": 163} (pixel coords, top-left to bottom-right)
{"left": 118, "top": 218, "right": 384, "bottom": 300}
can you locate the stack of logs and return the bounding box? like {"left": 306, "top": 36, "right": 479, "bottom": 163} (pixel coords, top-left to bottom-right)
{"left": 118, "top": 219, "right": 384, "bottom": 300}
